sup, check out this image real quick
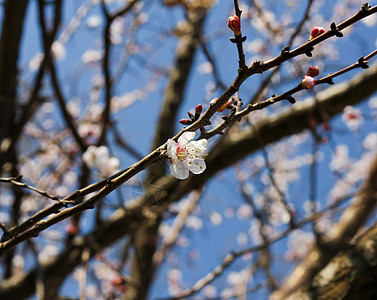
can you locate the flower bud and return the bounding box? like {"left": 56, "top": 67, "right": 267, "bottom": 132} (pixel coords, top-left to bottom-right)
{"left": 306, "top": 65, "right": 319, "bottom": 77}
{"left": 195, "top": 104, "right": 202, "bottom": 119}
{"left": 228, "top": 15, "right": 241, "bottom": 36}
{"left": 309, "top": 26, "right": 325, "bottom": 40}
{"left": 179, "top": 118, "right": 192, "bottom": 125}
{"left": 302, "top": 75, "right": 316, "bottom": 90}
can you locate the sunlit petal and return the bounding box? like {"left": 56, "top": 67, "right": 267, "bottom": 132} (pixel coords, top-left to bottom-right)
{"left": 187, "top": 158, "right": 206, "bottom": 174}
{"left": 178, "top": 132, "right": 195, "bottom": 146}
{"left": 167, "top": 139, "right": 178, "bottom": 161}
{"left": 171, "top": 162, "right": 189, "bottom": 179}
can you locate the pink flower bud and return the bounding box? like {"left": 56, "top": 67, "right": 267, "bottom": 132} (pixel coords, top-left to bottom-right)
{"left": 195, "top": 104, "right": 202, "bottom": 116}
{"left": 228, "top": 15, "right": 241, "bottom": 36}
{"left": 309, "top": 26, "right": 325, "bottom": 40}
{"left": 179, "top": 118, "right": 192, "bottom": 125}
{"left": 302, "top": 75, "right": 316, "bottom": 90}
{"left": 306, "top": 65, "right": 319, "bottom": 77}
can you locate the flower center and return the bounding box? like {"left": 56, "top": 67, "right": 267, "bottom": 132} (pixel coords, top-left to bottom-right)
{"left": 176, "top": 146, "right": 187, "bottom": 161}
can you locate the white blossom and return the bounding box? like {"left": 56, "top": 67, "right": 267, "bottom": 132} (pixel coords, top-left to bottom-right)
{"left": 167, "top": 132, "right": 207, "bottom": 180}
{"left": 87, "top": 15, "right": 102, "bottom": 28}
{"left": 51, "top": 41, "right": 66, "bottom": 60}
{"left": 82, "top": 145, "right": 120, "bottom": 176}
{"left": 342, "top": 105, "right": 363, "bottom": 130}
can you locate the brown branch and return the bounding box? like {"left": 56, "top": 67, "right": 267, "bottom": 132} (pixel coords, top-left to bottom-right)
{"left": 98, "top": 0, "right": 140, "bottom": 145}
{"left": 0, "top": 176, "right": 67, "bottom": 203}
{"left": 184, "top": 4, "right": 377, "bottom": 134}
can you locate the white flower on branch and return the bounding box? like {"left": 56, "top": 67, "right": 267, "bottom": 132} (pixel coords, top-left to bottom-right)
{"left": 82, "top": 145, "right": 120, "bottom": 177}
{"left": 167, "top": 132, "right": 207, "bottom": 180}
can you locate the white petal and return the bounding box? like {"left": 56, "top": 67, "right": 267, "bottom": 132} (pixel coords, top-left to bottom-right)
{"left": 178, "top": 132, "right": 195, "bottom": 146}
{"left": 167, "top": 139, "right": 178, "bottom": 161}
{"left": 171, "top": 162, "right": 189, "bottom": 179}
{"left": 187, "top": 158, "right": 206, "bottom": 174}
{"left": 187, "top": 139, "right": 207, "bottom": 156}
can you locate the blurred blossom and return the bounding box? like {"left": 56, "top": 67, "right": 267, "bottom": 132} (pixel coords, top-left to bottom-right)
{"left": 51, "top": 41, "right": 66, "bottom": 60}
{"left": 66, "top": 98, "right": 81, "bottom": 118}
{"left": 78, "top": 122, "right": 101, "bottom": 140}
{"left": 29, "top": 52, "right": 43, "bottom": 70}
{"left": 244, "top": 38, "right": 266, "bottom": 55}
{"left": 82, "top": 49, "right": 102, "bottom": 64}
{"left": 39, "top": 244, "right": 60, "bottom": 262}
{"left": 236, "top": 204, "right": 253, "bottom": 219}
{"left": 269, "top": 201, "right": 291, "bottom": 225}
{"left": 188, "top": 248, "right": 199, "bottom": 260}
{"left": 82, "top": 145, "right": 120, "bottom": 176}
{"left": 87, "top": 15, "right": 102, "bottom": 28}
{"left": 198, "top": 62, "right": 213, "bottom": 74}
{"left": 329, "top": 144, "right": 352, "bottom": 173}
{"left": 209, "top": 211, "right": 222, "bottom": 225}
{"left": 136, "top": 12, "right": 149, "bottom": 25}
{"left": 13, "top": 255, "right": 25, "bottom": 270}
{"left": 20, "top": 196, "right": 39, "bottom": 215}
{"left": 86, "top": 284, "right": 99, "bottom": 299}
{"left": 315, "top": 217, "right": 334, "bottom": 234}
{"left": 227, "top": 267, "right": 253, "bottom": 292}
{"left": 303, "top": 199, "right": 320, "bottom": 215}
{"left": 285, "top": 230, "right": 314, "bottom": 261}
{"left": 186, "top": 215, "right": 203, "bottom": 230}
{"left": 111, "top": 89, "right": 146, "bottom": 112}
{"left": 203, "top": 285, "right": 217, "bottom": 298}
{"left": 0, "top": 211, "right": 9, "bottom": 223}
{"left": 0, "top": 193, "right": 14, "bottom": 206}
{"left": 167, "top": 269, "right": 182, "bottom": 295}
{"left": 368, "top": 96, "right": 377, "bottom": 109}
{"left": 93, "top": 261, "right": 117, "bottom": 280}
{"left": 237, "top": 232, "right": 248, "bottom": 246}
{"left": 363, "top": 133, "right": 377, "bottom": 150}
{"left": 342, "top": 105, "right": 363, "bottom": 130}
{"left": 110, "top": 17, "right": 124, "bottom": 44}
{"left": 224, "top": 207, "right": 235, "bottom": 218}
{"left": 249, "top": 219, "right": 263, "bottom": 244}
{"left": 221, "top": 287, "right": 234, "bottom": 298}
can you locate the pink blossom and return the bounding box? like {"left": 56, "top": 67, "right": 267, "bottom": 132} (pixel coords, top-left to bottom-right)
{"left": 309, "top": 26, "right": 325, "bottom": 40}
{"left": 301, "top": 75, "right": 316, "bottom": 90}
{"left": 228, "top": 15, "right": 241, "bottom": 36}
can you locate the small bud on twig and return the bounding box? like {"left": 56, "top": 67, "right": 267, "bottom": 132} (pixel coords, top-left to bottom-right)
{"left": 306, "top": 65, "right": 320, "bottom": 77}
{"left": 228, "top": 15, "right": 241, "bottom": 36}
{"left": 302, "top": 75, "right": 316, "bottom": 90}
{"left": 194, "top": 104, "right": 203, "bottom": 120}
{"left": 179, "top": 118, "right": 193, "bottom": 125}
{"left": 309, "top": 26, "right": 325, "bottom": 40}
